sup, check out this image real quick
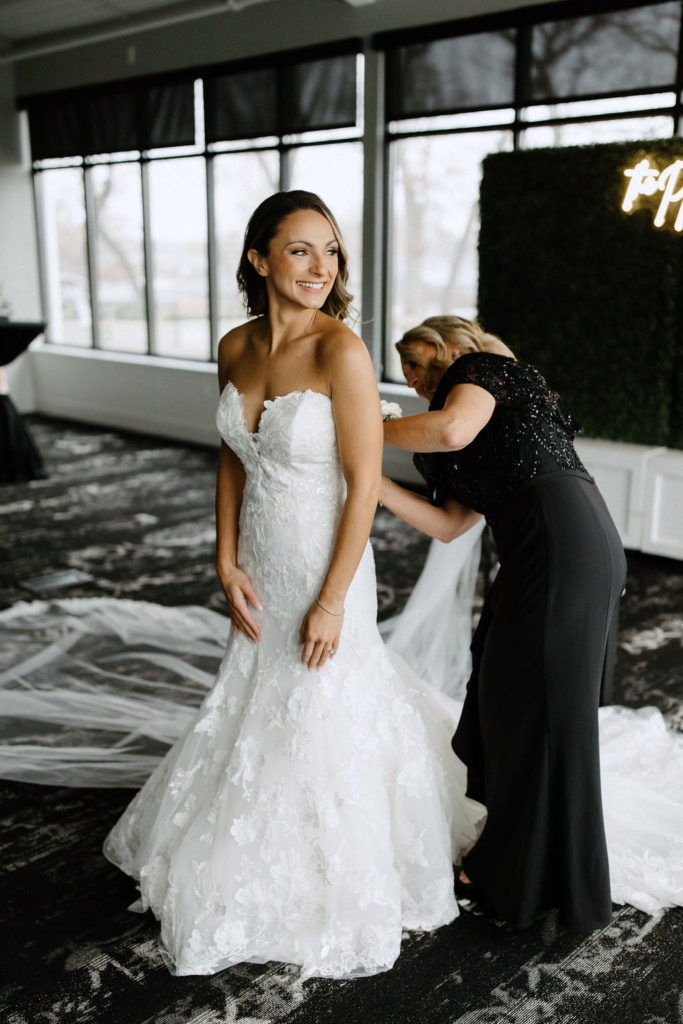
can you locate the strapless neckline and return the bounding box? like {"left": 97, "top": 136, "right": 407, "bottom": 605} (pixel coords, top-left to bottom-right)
{"left": 221, "top": 381, "right": 332, "bottom": 437}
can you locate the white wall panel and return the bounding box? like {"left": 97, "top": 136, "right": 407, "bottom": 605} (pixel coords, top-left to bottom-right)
{"left": 642, "top": 451, "right": 683, "bottom": 559}
{"left": 31, "top": 345, "right": 218, "bottom": 446}
{"left": 575, "top": 438, "right": 667, "bottom": 551}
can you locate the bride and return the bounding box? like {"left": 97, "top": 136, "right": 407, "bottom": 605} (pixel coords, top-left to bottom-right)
{"left": 102, "top": 190, "right": 484, "bottom": 979}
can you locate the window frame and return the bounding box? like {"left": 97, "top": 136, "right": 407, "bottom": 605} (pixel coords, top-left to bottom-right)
{"left": 27, "top": 44, "right": 365, "bottom": 363}
{"left": 23, "top": 2, "right": 683, "bottom": 376}
{"left": 378, "top": 0, "right": 683, "bottom": 381}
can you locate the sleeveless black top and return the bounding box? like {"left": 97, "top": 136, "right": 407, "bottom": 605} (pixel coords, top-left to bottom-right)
{"left": 413, "top": 352, "right": 588, "bottom": 518}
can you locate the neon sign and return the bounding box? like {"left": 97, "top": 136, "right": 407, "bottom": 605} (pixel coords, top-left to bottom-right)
{"left": 622, "top": 158, "right": 683, "bottom": 232}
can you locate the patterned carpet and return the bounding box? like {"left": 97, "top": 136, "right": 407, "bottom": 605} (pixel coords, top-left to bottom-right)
{"left": 1, "top": 415, "right": 682, "bottom": 1024}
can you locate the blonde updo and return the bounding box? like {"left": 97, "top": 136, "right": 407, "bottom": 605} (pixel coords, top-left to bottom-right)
{"left": 395, "top": 315, "right": 515, "bottom": 399}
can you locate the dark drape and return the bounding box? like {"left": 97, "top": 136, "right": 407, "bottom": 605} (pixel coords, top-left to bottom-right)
{"left": 22, "top": 78, "right": 196, "bottom": 159}
{"left": 204, "top": 47, "right": 359, "bottom": 143}
{"left": 21, "top": 41, "right": 361, "bottom": 158}
{"left": 385, "top": 30, "right": 516, "bottom": 121}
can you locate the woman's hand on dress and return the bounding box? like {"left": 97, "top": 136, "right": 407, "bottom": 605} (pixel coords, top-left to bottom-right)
{"left": 298, "top": 601, "right": 343, "bottom": 671}
{"left": 218, "top": 565, "right": 263, "bottom": 642}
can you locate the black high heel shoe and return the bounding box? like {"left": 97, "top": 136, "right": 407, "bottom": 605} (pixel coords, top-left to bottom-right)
{"left": 454, "top": 871, "right": 497, "bottom": 915}
{"left": 454, "top": 870, "right": 477, "bottom": 900}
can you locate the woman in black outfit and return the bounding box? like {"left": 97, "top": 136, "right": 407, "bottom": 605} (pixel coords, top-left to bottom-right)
{"left": 380, "top": 315, "right": 626, "bottom": 931}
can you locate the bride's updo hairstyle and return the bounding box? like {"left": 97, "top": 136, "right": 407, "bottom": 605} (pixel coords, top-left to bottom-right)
{"left": 237, "top": 190, "right": 353, "bottom": 321}
{"left": 396, "top": 315, "right": 515, "bottom": 399}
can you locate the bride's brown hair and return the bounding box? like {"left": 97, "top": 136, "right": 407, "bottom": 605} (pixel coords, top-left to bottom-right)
{"left": 396, "top": 315, "right": 515, "bottom": 398}
{"left": 237, "top": 190, "right": 353, "bottom": 321}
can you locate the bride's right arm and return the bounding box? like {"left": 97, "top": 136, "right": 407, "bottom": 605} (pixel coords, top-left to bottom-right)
{"left": 378, "top": 477, "right": 482, "bottom": 543}
{"left": 215, "top": 331, "right": 262, "bottom": 642}
{"left": 215, "top": 443, "right": 263, "bottom": 642}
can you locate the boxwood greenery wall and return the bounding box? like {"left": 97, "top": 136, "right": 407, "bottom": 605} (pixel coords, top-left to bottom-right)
{"left": 478, "top": 139, "right": 683, "bottom": 449}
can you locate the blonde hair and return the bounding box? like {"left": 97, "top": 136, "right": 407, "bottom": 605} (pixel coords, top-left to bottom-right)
{"left": 395, "top": 315, "right": 515, "bottom": 398}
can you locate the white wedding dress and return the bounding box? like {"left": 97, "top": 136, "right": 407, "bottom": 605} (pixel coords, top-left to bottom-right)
{"left": 1, "top": 384, "right": 682, "bottom": 979}
{"left": 103, "top": 384, "right": 484, "bottom": 979}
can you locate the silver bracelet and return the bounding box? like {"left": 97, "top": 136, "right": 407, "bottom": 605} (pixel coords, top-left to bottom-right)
{"left": 316, "top": 597, "right": 344, "bottom": 617}
{"left": 378, "top": 478, "right": 392, "bottom": 508}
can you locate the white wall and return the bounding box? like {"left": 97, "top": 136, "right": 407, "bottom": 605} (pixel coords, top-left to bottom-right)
{"left": 0, "top": 63, "right": 42, "bottom": 411}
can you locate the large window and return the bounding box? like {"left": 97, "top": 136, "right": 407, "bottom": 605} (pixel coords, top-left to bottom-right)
{"left": 35, "top": 166, "right": 91, "bottom": 348}
{"left": 28, "top": 46, "right": 364, "bottom": 361}
{"left": 89, "top": 161, "right": 147, "bottom": 354}
{"left": 213, "top": 148, "right": 280, "bottom": 342}
{"left": 390, "top": 129, "right": 512, "bottom": 348}
{"left": 147, "top": 157, "right": 210, "bottom": 360}
{"left": 381, "top": 0, "right": 681, "bottom": 379}
{"left": 289, "top": 141, "right": 364, "bottom": 318}
{"left": 210, "top": 137, "right": 364, "bottom": 350}
{"left": 24, "top": 3, "right": 683, "bottom": 376}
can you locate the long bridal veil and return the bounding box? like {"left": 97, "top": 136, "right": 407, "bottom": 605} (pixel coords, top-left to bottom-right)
{"left": 0, "top": 599, "right": 228, "bottom": 788}
{"left": 379, "top": 519, "right": 485, "bottom": 699}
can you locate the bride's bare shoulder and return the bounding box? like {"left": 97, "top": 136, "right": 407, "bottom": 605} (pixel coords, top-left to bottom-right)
{"left": 217, "top": 319, "right": 264, "bottom": 386}
{"left": 318, "top": 317, "right": 372, "bottom": 377}
{"left": 217, "top": 321, "right": 255, "bottom": 359}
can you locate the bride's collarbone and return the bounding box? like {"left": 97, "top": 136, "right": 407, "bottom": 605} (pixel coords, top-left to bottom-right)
{"left": 227, "top": 342, "right": 332, "bottom": 426}
{"left": 231, "top": 362, "right": 329, "bottom": 412}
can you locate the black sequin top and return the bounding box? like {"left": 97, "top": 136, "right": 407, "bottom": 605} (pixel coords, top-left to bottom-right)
{"left": 413, "top": 353, "right": 589, "bottom": 518}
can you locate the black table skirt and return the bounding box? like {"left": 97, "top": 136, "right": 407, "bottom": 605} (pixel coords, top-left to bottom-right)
{"left": 0, "top": 395, "right": 49, "bottom": 483}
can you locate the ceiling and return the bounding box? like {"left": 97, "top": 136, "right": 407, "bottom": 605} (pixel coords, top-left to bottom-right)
{"left": 0, "top": 0, "right": 373, "bottom": 60}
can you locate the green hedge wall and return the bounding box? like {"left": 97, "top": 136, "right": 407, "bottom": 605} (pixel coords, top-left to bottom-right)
{"left": 478, "top": 139, "right": 683, "bottom": 449}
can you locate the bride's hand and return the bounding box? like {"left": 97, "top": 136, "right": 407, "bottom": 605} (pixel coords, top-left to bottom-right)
{"left": 218, "top": 565, "right": 263, "bottom": 642}
{"left": 298, "top": 601, "right": 343, "bottom": 671}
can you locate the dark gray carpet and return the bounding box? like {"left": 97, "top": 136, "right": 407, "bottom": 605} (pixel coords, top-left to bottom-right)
{"left": 1, "top": 415, "right": 682, "bottom": 1024}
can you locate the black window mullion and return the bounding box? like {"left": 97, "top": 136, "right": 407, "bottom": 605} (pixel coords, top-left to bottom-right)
{"left": 382, "top": 140, "right": 398, "bottom": 379}
{"left": 32, "top": 172, "right": 49, "bottom": 334}
{"left": 519, "top": 105, "right": 676, "bottom": 130}
{"left": 83, "top": 166, "right": 99, "bottom": 350}
{"left": 388, "top": 120, "right": 514, "bottom": 142}
{"left": 277, "top": 60, "right": 289, "bottom": 139}
{"left": 514, "top": 25, "right": 533, "bottom": 150}
{"left": 140, "top": 160, "right": 155, "bottom": 357}
{"left": 279, "top": 146, "right": 291, "bottom": 192}
{"left": 675, "top": 0, "right": 683, "bottom": 132}
{"left": 361, "top": 43, "right": 386, "bottom": 375}
{"left": 206, "top": 155, "right": 218, "bottom": 360}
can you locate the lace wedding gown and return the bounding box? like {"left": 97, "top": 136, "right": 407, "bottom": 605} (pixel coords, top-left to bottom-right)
{"left": 102, "top": 384, "right": 484, "bottom": 979}
{"left": 1, "top": 387, "right": 682, "bottom": 973}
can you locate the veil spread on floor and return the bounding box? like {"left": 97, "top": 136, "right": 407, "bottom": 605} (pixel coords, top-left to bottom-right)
{"left": 0, "top": 598, "right": 225, "bottom": 787}
{"left": 1, "top": 530, "right": 682, "bottom": 915}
